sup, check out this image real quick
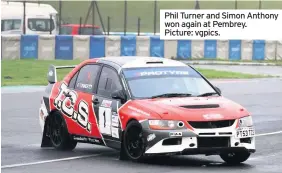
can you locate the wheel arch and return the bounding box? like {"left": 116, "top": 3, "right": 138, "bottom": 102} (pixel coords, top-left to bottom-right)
{"left": 41, "top": 109, "right": 70, "bottom": 148}
{"left": 48, "top": 109, "right": 71, "bottom": 133}
{"left": 121, "top": 118, "right": 139, "bottom": 138}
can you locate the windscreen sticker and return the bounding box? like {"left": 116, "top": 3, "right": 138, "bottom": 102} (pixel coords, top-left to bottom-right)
{"left": 139, "top": 70, "right": 189, "bottom": 76}
{"left": 123, "top": 67, "right": 201, "bottom": 79}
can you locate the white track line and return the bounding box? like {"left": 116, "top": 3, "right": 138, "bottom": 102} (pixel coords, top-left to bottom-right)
{"left": 255, "top": 130, "right": 282, "bottom": 137}
{"left": 2, "top": 130, "right": 282, "bottom": 169}
{"left": 1, "top": 153, "right": 115, "bottom": 169}
{"left": 249, "top": 153, "right": 282, "bottom": 161}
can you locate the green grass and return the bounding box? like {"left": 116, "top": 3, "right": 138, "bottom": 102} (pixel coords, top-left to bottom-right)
{"left": 45, "top": 0, "right": 282, "bottom": 33}
{"left": 1, "top": 59, "right": 268, "bottom": 86}
{"left": 182, "top": 58, "right": 282, "bottom": 65}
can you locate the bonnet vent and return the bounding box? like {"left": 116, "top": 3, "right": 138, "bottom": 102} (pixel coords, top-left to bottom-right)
{"left": 146, "top": 61, "right": 163, "bottom": 64}
{"left": 180, "top": 104, "right": 220, "bottom": 109}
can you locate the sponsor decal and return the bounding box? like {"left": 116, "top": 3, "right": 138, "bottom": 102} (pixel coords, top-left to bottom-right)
{"left": 111, "top": 112, "right": 119, "bottom": 128}
{"left": 147, "top": 133, "right": 156, "bottom": 142}
{"left": 48, "top": 70, "right": 53, "bottom": 76}
{"left": 73, "top": 135, "right": 102, "bottom": 144}
{"left": 138, "top": 70, "right": 189, "bottom": 76}
{"left": 128, "top": 106, "right": 150, "bottom": 116}
{"left": 73, "top": 136, "right": 88, "bottom": 141}
{"left": 158, "top": 98, "right": 186, "bottom": 105}
{"left": 88, "top": 138, "right": 101, "bottom": 144}
{"left": 76, "top": 83, "right": 93, "bottom": 90}
{"left": 54, "top": 83, "right": 91, "bottom": 132}
{"left": 169, "top": 132, "right": 182, "bottom": 137}
{"left": 123, "top": 67, "right": 200, "bottom": 79}
{"left": 203, "top": 113, "right": 224, "bottom": 120}
{"left": 111, "top": 127, "right": 119, "bottom": 139}
{"left": 101, "top": 100, "right": 112, "bottom": 108}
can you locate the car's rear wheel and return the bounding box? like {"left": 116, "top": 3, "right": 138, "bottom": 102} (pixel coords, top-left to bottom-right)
{"left": 220, "top": 151, "right": 251, "bottom": 164}
{"left": 121, "top": 120, "right": 146, "bottom": 161}
{"left": 49, "top": 112, "right": 77, "bottom": 150}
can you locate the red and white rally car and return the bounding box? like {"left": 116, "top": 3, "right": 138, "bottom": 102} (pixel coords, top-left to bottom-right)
{"left": 39, "top": 56, "right": 255, "bottom": 164}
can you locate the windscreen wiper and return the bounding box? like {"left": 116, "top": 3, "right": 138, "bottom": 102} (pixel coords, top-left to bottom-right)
{"left": 197, "top": 92, "right": 218, "bottom": 97}
{"left": 151, "top": 93, "right": 192, "bottom": 99}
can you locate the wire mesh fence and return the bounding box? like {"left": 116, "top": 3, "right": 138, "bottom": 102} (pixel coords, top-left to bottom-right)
{"left": 48, "top": 0, "right": 282, "bottom": 35}
{"left": 3, "top": 0, "right": 282, "bottom": 35}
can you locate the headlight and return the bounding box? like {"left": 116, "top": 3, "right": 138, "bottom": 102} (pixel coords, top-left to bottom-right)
{"left": 148, "top": 120, "right": 185, "bottom": 130}
{"left": 239, "top": 116, "right": 253, "bottom": 127}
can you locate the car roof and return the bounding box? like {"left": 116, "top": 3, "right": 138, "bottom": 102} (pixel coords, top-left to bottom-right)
{"left": 95, "top": 56, "right": 188, "bottom": 69}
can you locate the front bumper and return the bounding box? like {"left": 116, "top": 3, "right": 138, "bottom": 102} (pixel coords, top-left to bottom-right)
{"left": 140, "top": 120, "right": 256, "bottom": 155}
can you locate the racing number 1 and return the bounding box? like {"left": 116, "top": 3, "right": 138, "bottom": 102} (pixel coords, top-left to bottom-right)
{"left": 98, "top": 107, "right": 111, "bottom": 135}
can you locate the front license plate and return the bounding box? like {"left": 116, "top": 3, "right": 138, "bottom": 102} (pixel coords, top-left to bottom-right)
{"left": 236, "top": 127, "right": 255, "bottom": 138}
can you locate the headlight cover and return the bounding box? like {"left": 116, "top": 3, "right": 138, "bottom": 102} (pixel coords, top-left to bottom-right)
{"left": 148, "top": 120, "right": 185, "bottom": 130}
{"left": 239, "top": 116, "right": 253, "bottom": 127}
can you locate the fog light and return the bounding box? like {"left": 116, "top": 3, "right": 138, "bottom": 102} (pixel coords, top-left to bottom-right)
{"left": 189, "top": 143, "right": 195, "bottom": 147}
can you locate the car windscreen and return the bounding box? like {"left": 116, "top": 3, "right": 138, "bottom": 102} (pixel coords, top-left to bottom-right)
{"left": 122, "top": 66, "right": 216, "bottom": 99}
{"left": 60, "top": 26, "right": 72, "bottom": 35}
{"left": 78, "top": 27, "right": 103, "bottom": 35}
{"left": 28, "top": 18, "right": 55, "bottom": 32}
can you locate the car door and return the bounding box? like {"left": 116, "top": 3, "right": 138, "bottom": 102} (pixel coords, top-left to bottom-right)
{"left": 64, "top": 63, "right": 102, "bottom": 138}
{"left": 93, "top": 65, "right": 124, "bottom": 149}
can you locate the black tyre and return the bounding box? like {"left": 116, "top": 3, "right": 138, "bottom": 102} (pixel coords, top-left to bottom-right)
{"left": 49, "top": 112, "right": 77, "bottom": 151}
{"left": 120, "top": 120, "right": 146, "bottom": 161}
{"left": 220, "top": 151, "right": 251, "bottom": 164}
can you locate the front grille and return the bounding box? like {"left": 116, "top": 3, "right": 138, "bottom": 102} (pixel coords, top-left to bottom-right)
{"left": 197, "top": 137, "right": 230, "bottom": 148}
{"left": 188, "top": 120, "right": 235, "bottom": 129}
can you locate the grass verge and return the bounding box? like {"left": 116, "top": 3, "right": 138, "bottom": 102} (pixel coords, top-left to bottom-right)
{"left": 1, "top": 59, "right": 269, "bottom": 86}
{"left": 181, "top": 58, "right": 282, "bottom": 65}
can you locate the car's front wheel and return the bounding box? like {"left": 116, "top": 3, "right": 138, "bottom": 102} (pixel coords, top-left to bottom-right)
{"left": 220, "top": 151, "right": 251, "bottom": 164}
{"left": 49, "top": 112, "right": 77, "bottom": 151}
{"left": 120, "top": 120, "right": 146, "bottom": 161}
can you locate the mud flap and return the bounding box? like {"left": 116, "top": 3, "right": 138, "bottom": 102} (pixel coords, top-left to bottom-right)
{"left": 119, "top": 133, "right": 128, "bottom": 160}
{"left": 41, "top": 119, "right": 52, "bottom": 148}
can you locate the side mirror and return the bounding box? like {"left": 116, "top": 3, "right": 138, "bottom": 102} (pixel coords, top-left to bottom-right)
{"left": 214, "top": 86, "right": 222, "bottom": 95}
{"left": 111, "top": 89, "right": 126, "bottom": 102}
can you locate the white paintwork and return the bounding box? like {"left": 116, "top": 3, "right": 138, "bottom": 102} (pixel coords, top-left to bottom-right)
{"left": 120, "top": 56, "right": 187, "bottom": 68}
{"left": 1, "top": 1, "right": 58, "bottom": 35}
{"left": 145, "top": 122, "right": 256, "bottom": 154}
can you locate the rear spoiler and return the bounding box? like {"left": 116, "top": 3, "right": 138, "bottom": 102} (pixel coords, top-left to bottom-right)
{"left": 47, "top": 65, "right": 77, "bottom": 84}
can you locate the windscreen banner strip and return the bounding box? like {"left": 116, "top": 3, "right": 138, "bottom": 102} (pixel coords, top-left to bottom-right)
{"left": 123, "top": 67, "right": 201, "bottom": 79}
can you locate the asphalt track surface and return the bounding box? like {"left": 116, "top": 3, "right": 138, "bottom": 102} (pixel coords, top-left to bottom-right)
{"left": 2, "top": 78, "right": 282, "bottom": 173}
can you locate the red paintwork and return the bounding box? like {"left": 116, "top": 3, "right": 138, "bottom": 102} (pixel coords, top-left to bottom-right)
{"left": 61, "top": 24, "right": 101, "bottom": 35}
{"left": 49, "top": 59, "right": 101, "bottom": 137}
{"left": 118, "top": 97, "right": 249, "bottom": 131}
{"left": 48, "top": 59, "right": 249, "bottom": 138}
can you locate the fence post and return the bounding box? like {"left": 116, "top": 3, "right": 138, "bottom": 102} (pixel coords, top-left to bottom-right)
{"left": 124, "top": 0, "right": 127, "bottom": 35}
{"left": 195, "top": 0, "right": 200, "bottom": 9}
{"left": 23, "top": 1, "right": 26, "bottom": 34}
{"left": 59, "top": 0, "right": 62, "bottom": 34}
{"left": 137, "top": 17, "right": 140, "bottom": 36}
{"left": 92, "top": 1, "right": 95, "bottom": 35}
{"left": 50, "top": 14, "right": 52, "bottom": 35}
{"left": 107, "top": 16, "right": 110, "bottom": 35}
{"left": 259, "top": 0, "right": 262, "bottom": 9}
{"left": 94, "top": 1, "right": 106, "bottom": 33}
{"left": 79, "top": 17, "right": 82, "bottom": 35}
{"left": 153, "top": 0, "right": 157, "bottom": 35}
{"left": 84, "top": 2, "right": 93, "bottom": 27}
